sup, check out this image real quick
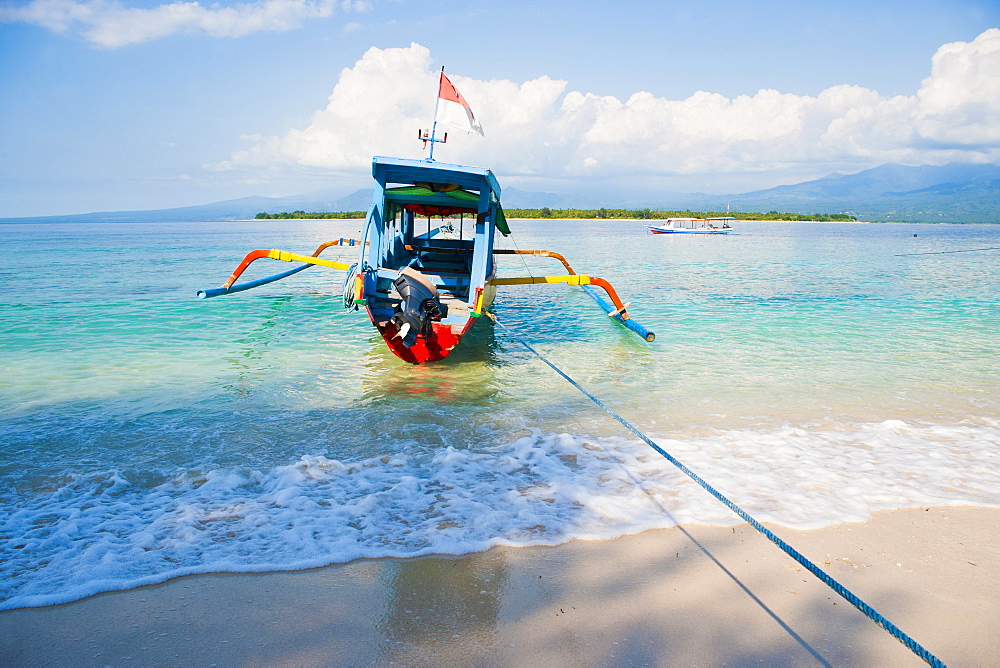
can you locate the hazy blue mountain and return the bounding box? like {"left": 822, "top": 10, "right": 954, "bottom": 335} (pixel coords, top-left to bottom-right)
{"left": 4, "top": 163, "right": 998, "bottom": 224}
{"left": 722, "top": 163, "right": 1000, "bottom": 222}
{"left": 504, "top": 163, "right": 1000, "bottom": 222}
{"left": 1, "top": 189, "right": 370, "bottom": 223}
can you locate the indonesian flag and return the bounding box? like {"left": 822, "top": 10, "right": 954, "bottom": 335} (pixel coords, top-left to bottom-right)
{"left": 436, "top": 71, "right": 484, "bottom": 136}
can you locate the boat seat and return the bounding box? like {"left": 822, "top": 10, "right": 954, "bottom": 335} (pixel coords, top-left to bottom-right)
{"left": 420, "top": 271, "right": 471, "bottom": 299}
{"left": 375, "top": 266, "right": 469, "bottom": 301}
{"left": 410, "top": 253, "right": 470, "bottom": 274}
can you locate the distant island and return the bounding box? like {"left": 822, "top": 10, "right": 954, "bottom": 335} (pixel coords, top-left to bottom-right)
{"left": 255, "top": 210, "right": 366, "bottom": 219}
{"left": 501, "top": 208, "right": 857, "bottom": 221}
{"left": 256, "top": 208, "right": 858, "bottom": 222}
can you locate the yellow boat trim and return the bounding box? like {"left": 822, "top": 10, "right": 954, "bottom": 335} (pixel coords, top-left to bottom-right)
{"left": 267, "top": 249, "right": 352, "bottom": 272}
{"left": 491, "top": 275, "right": 593, "bottom": 286}
{"left": 353, "top": 274, "right": 366, "bottom": 305}
{"left": 470, "top": 287, "right": 485, "bottom": 317}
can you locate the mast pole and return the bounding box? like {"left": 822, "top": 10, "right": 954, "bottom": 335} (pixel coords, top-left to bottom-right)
{"left": 429, "top": 66, "right": 444, "bottom": 161}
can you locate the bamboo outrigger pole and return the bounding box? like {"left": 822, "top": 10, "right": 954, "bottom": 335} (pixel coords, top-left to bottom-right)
{"left": 197, "top": 239, "right": 361, "bottom": 299}
{"left": 401, "top": 244, "right": 656, "bottom": 342}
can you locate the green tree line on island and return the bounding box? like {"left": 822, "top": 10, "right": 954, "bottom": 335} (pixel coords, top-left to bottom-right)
{"left": 256, "top": 208, "right": 857, "bottom": 222}
{"left": 504, "top": 208, "right": 858, "bottom": 221}
{"left": 255, "top": 210, "right": 367, "bottom": 219}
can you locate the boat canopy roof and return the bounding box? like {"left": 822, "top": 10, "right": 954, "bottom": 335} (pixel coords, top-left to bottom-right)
{"left": 373, "top": 156, "right": 501, "bottom": 194}
{"left": 372, "top": 156, "right": 509, "bottom": 235}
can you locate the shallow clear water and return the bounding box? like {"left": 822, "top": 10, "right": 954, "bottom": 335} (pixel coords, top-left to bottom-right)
{"left": 1, "top": 218, "right": 998, "bottom": 609}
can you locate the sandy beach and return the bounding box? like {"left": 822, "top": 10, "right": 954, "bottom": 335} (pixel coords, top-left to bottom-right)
{"left": 2, "top": 506, "right": 997, "bottom": 666}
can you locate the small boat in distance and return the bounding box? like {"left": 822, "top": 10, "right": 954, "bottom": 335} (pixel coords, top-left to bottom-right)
{"left": 648, "top": 217, "right": 734, "bottom": 234}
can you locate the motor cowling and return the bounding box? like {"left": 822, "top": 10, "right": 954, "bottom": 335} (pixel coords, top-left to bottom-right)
{"left": 391, "top": 268, "right": 447, "bottom": 347}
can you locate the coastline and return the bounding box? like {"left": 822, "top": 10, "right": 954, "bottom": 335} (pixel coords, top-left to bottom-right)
{"left": 2, "top": 506, "right": 996, "bottom": 666}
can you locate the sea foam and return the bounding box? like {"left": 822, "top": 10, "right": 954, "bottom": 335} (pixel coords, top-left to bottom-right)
{"left": 2, "top": 418, "right": 998, "bottom": 610}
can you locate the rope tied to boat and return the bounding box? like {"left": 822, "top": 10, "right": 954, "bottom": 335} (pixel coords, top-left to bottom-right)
{"left": 486, "top": 311, "right": 945, "bottom": 668}
{"left": 894, "top": 246, "right": 1000, "bottom": 257}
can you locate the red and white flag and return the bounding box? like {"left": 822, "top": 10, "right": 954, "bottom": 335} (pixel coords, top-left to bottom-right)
{"left": 436, "top": 71, "right": 484, "bottom": 136}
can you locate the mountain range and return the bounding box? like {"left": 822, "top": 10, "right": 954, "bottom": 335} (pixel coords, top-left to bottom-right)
{"left": 712, "top": 163, "right": 1000, "bottom": 223}
{"left": 5, "top": 162, "right": 999, "bottom": 224}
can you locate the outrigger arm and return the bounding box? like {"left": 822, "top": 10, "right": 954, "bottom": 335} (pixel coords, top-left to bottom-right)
{"left": 400, "top": 243, "right": 655, "bottom": 342}
{"left": 490, "top": 272, "right": 654, "bottom": 342}
{"left": 493, "top": 249, "right": 655, "bottom": 342}
{"left": 196, "top": 238, "right": 362, "bottom": 299}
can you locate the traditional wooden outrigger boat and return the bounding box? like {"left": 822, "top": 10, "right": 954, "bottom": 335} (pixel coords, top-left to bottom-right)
{"left": 198, "top": 155, "right": 654, "bottom": 363}
{"left": 198, "top": 71, "right": 653, "bottom": 363}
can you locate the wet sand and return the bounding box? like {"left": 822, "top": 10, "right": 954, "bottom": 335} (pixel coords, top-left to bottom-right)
{"left": 2, "top": 506, "right": 997, "bottom": 666}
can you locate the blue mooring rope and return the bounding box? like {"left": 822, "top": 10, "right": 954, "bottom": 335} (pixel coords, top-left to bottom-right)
{"left": 488, "top": 313, "right": 945, "bottom": 667}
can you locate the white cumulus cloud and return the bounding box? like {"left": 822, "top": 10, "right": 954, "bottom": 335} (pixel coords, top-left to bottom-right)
{"left": 916, "top": 27, "right": 1000, "bottom": 147}
{"left": 224, "top": 31, "right": 1000, "bottom": 189}
{"left": 0, "top": 0, "right": 370, "bottom": 47}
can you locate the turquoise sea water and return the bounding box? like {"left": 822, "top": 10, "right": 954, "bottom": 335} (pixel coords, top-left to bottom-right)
{"left": 1, "top": 218, "right": 999, "bottom": 609}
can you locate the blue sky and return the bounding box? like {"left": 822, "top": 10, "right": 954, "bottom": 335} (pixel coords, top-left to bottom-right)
{"left": 1, "top": 0, "right": 999, "bottom": 216}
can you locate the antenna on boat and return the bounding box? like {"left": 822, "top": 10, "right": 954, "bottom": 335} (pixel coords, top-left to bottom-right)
{"left": 419, "top": 66, "right": 449, "bottom": 161}
{"left": 419, "top": 128, "right": 447, "bottom": 159}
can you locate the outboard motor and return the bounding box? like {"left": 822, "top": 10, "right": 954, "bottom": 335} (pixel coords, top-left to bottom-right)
{"left": 391, "top": 267, "right": 447, "bottom": 347}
